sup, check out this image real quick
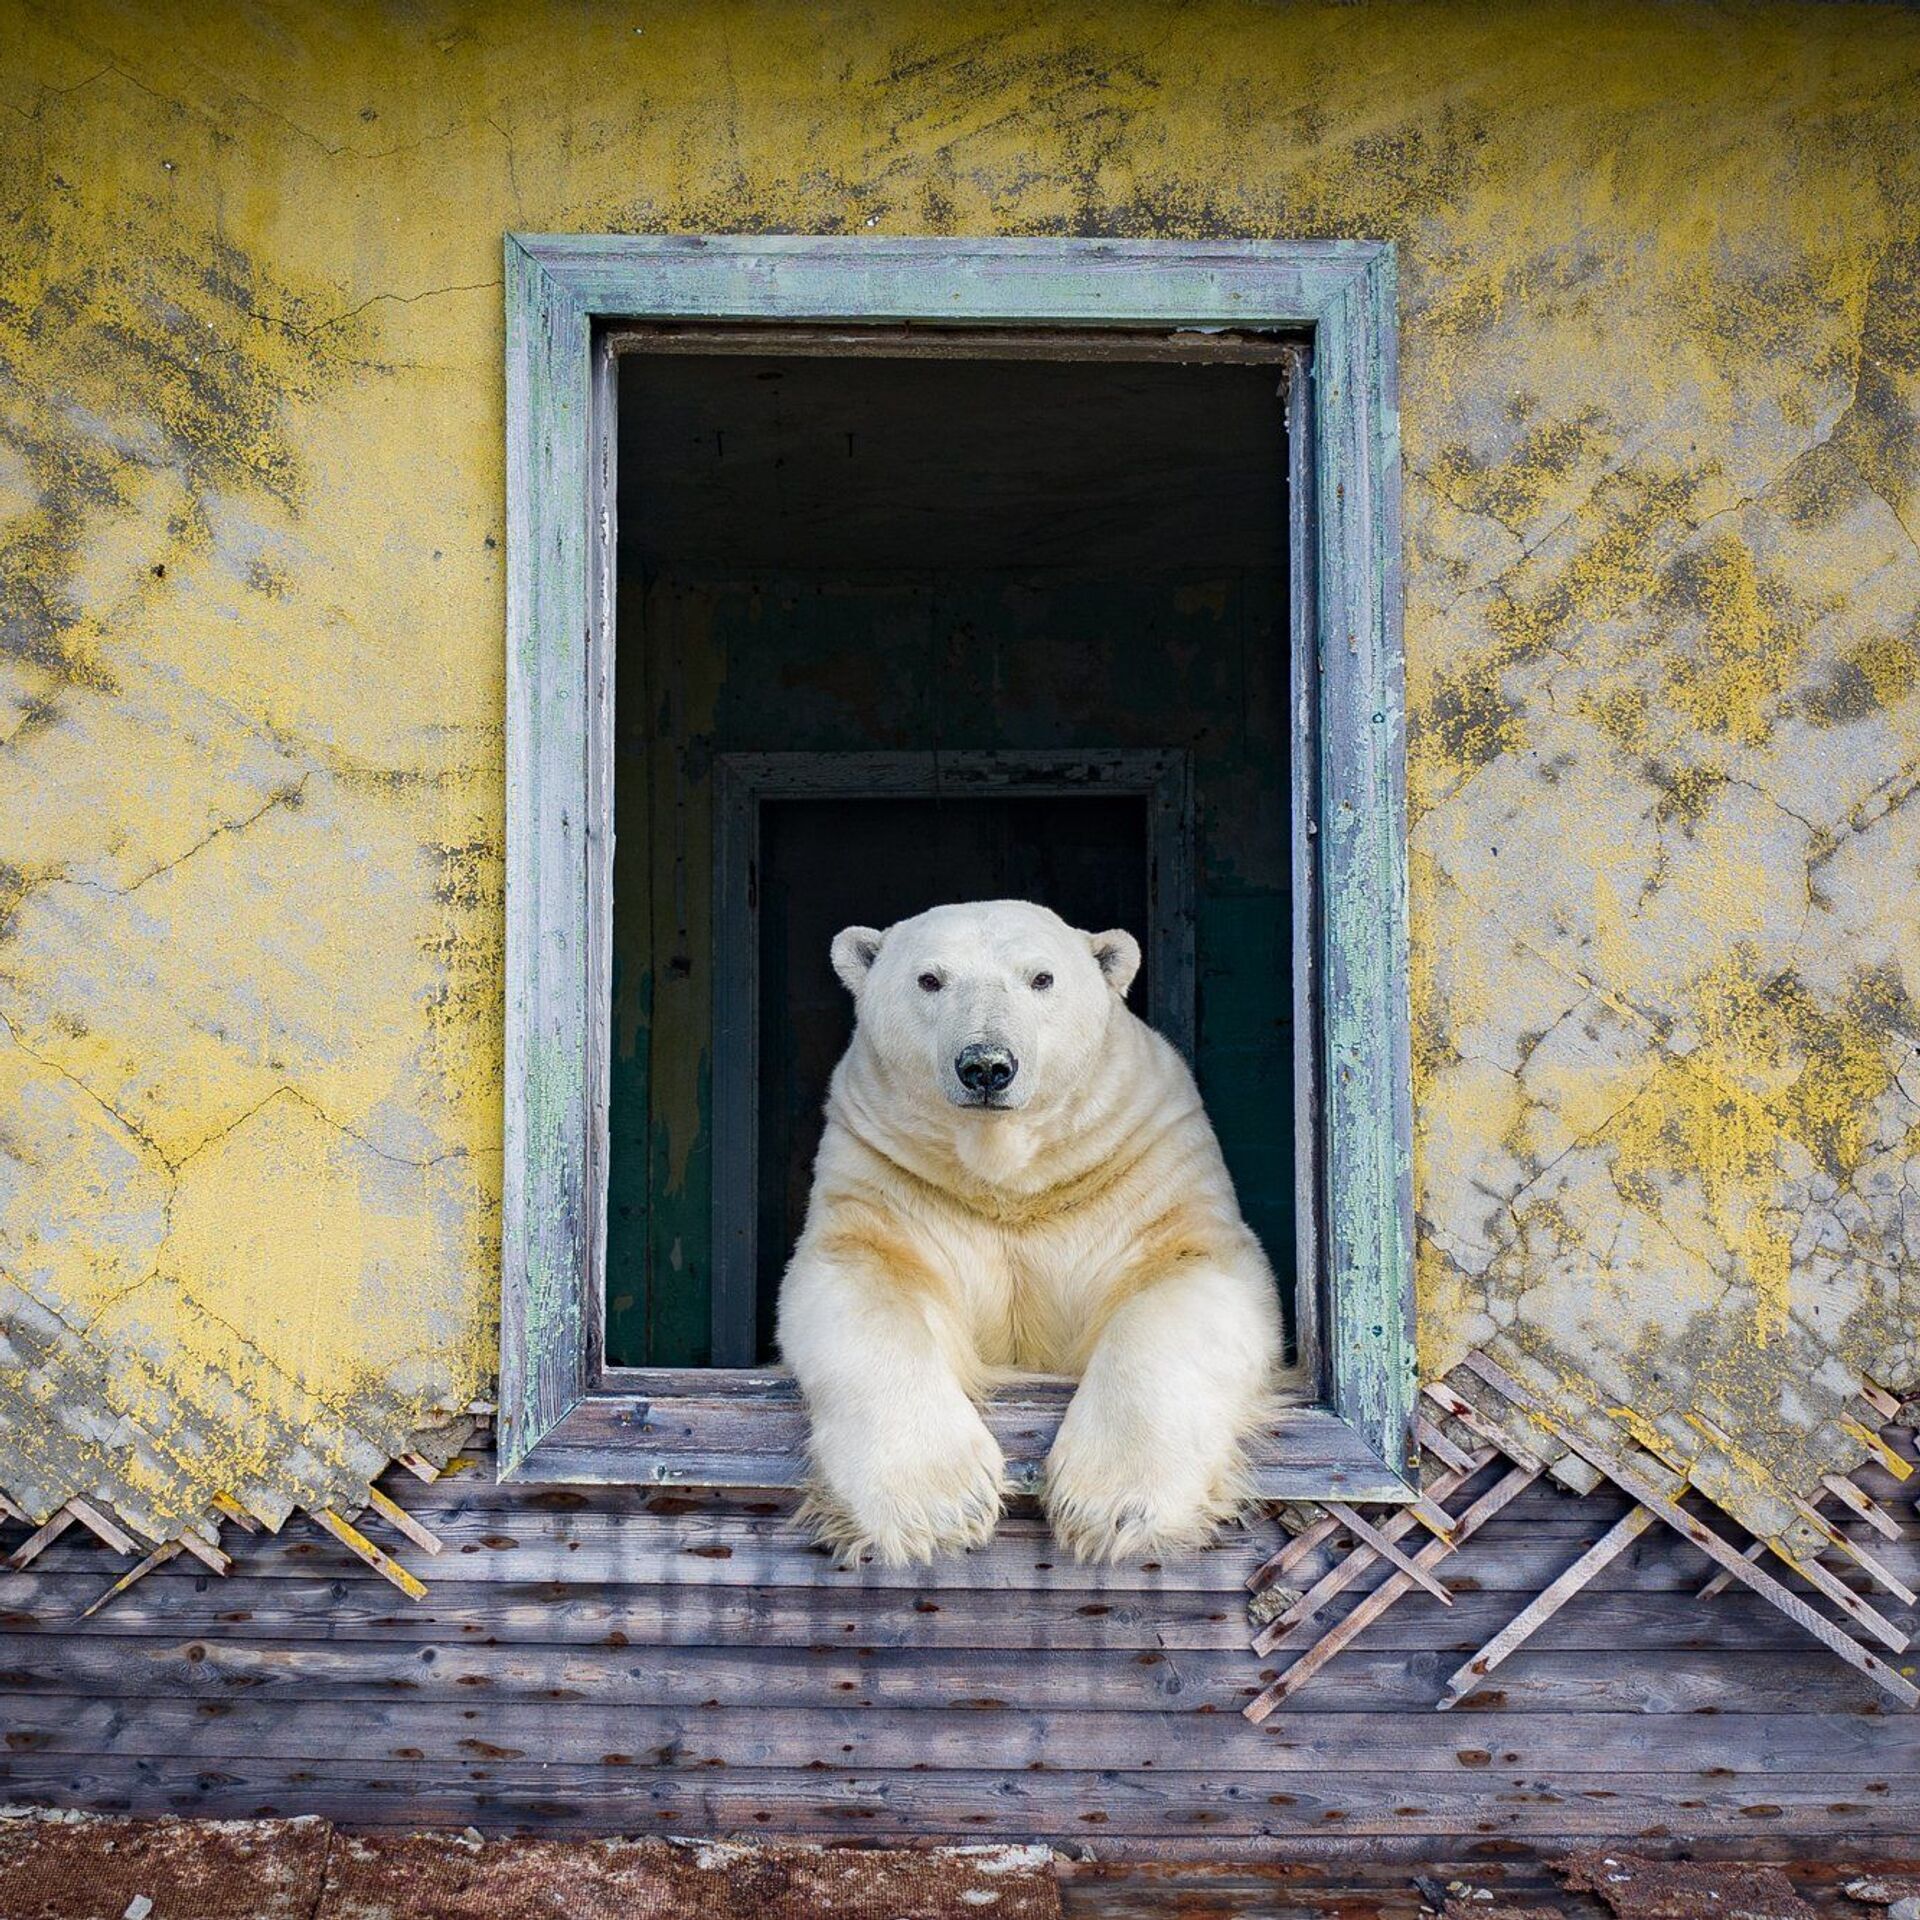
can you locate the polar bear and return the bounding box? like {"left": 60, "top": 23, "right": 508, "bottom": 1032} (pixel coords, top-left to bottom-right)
{"left": 777, "top": 898, "right": 1285, "bottom": 1565}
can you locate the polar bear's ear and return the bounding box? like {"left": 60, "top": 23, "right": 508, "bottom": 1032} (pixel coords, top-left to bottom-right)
{"left": 830, "top": 925, "right": 885, "bottom": 996}
{"left": 1089, "top": 929, "right": 1141, "bottom": 999}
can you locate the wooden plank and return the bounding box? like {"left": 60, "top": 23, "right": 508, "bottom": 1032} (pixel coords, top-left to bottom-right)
{"left": 1314, "top": 244, "right": 1415, "bottom": 1484}
{"left": 172, "top": 1532, "right": 230, "bottom": 1576}
{"left": 1841, "top": 1416, "right": 1913, "bottom": 1483}
{"left": 606, "top": 322, "right": 1305, "bottom": 363}
{"left": 582, "top": 323, "right": 619, "bottom": 1385}
{"left": 1323, "top": 1502, "right": 1452, "bottom": 1604}
{"left": 1859, "top": 1380, "right": 1902, "bottom": 1421}
{"left": 1422, "top": 1379, "right": 1546, "bottom": 1472}
{"left": 11, "top": 1752, "right": 1916, "bottom": 1844}
{"left": 1284, "top": 334, "right": 1324, "bottom": 1396}
{"left": 5, "top": 1512, "right": 74, "bottom": 1570}
{"left": 1413, "top": 1415, "right": 1479, "bottom": 1477}
{"left": 12, "top": 1694, "right": 1920, "bottom": 1776}
{"left": 1459, "top": 1351, "right": 1920, "bottom": 1709}
{"left": 1246, "top": 1465, "right": 1541, "bottom": 1719}
{"left": 1699, "top": 1535, "right": 1772, "bottom": 1601}
{"left": 210, "top": 1494, "right": 260, "bottom": 1533}
{"left": 1768, "top": 1537, "right": 1912, "bottom": 1646}
{"left": 12, "top": 1487, "right": 1893, "bottom": 1597}
{"left": 1824, "top": 1473, "right": 1903, "bottom": 1543}
{"left": 76, "top": 1544, "right": 181, "bottom": 1622}
{"left": 1802, "top": 1526, "right": 1915, "bottom": 1608}
{"left": 62, "top": 1499, "right": 139, "bottom": 1557}
{"left": 311, "top": 1510, "right": 427, "bottom": 1603}
{"left": 528, "top": 1390, "right": 1414, "bottom": 1503}
{"left": 1437, "top": 1506, "right": 1656, "bottom": 1709}
{"left": 3, "top": 1631, "right": 1902, "bottom": 1716}
{"left": 1247, "top": 1513, "right": 1341, "bottom": 1593}
{"left": 364, "top": 1486, "right": 442, "bottom": 1558}
{"left": 522, "top": 234, "right": 1392, "bottom": 327}
{"left": 500, "top": 232, "right": 595, "bottom": 1474}
{"left": 7, "top": 1569, "right": 1883, "bottom": 1659}
{"left": 1252, "top": 1449, "right": 1495, "bottom": 1653}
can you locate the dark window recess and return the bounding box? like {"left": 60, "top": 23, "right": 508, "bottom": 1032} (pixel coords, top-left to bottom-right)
{"left": 609, "top": 349, "right": 1294, "bottom": 1368}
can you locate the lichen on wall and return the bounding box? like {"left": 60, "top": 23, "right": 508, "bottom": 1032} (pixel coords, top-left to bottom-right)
{"left": 0, "top": 0, "right": 1915, "bottom": 1548}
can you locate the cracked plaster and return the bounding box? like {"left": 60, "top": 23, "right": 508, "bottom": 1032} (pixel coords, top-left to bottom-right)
{"left": 0, "top": 0, "right": 1916, "bottom": 1551}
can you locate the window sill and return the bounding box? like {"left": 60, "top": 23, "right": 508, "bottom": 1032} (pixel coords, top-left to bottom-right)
{"left": 502, "top": 1371, "right": 1414, "bottom": 1503}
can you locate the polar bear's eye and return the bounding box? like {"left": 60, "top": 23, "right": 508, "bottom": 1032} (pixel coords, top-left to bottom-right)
{"left": 917, "top": 972, "right": 943, "bottom": 993}
{"left": 1031, "top": 972, "right": 1054, "bottom": 991}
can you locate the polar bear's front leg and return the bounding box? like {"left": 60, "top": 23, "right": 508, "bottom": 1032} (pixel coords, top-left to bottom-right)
{"left": 1045, "top": 1264, "right": 1279, "bottom": 1562}
{"left": 780, "top": 1252, "right": 1005, "bottom": 1566}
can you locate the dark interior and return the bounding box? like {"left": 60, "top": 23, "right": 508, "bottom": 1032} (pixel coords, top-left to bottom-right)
{"left": 756, "top": 792, "right": 1151, "bottom": 1362}
{"left": 609, "top": 339, "right": 1296, "bottom": 1367}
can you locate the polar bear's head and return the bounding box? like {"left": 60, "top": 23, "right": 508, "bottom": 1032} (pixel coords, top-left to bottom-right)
{"left": 829, "top": 900, "right": 1141, "bottom": 1116}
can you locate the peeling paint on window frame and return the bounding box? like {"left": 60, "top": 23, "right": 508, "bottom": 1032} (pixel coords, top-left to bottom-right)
{"left": 500, "top": 234, "right": 1415, "bottom": 1500}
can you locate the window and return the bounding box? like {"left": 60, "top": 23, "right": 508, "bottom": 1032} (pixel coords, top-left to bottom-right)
{"left": 503, "top": 237, "right": 1414, "bottom": 1503}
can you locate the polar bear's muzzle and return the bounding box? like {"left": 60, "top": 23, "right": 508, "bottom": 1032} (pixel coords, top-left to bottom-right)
{"left": 952, "top": 1042, "right": 1019, "bottom": 1107}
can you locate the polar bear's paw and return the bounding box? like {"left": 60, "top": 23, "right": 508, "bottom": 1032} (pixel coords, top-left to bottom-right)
{"left": 801, "top": 1411, "right": 1007, "bottom": 1567}
{"left": 1044, "top": 1421, "right": 1251, "bottom": 1564}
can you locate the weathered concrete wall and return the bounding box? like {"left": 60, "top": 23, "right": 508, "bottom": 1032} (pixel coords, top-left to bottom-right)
{"left": 0, "top": 0, "right": 1915, "bottom": 1544}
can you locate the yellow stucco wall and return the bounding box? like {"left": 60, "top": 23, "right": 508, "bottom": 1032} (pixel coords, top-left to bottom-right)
{"left": 1, "top": 0, "right": 1915, "bottom": 1545}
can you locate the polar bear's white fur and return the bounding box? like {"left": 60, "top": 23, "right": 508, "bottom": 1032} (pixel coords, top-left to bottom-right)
{"left": 777, "top": 899, "right": 1285, "bottom": 1565}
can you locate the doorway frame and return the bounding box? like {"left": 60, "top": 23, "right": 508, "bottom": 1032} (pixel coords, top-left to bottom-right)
{"left": 710, "top": 746, "right": 1195, "bottom": 1367}
{"left": 501, "top": 235, "right": 1415, "bottom": 1502}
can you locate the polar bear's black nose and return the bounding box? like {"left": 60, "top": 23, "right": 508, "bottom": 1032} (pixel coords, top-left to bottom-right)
{"left": 955, "top": 1044, "right": 1018, "bottom": 1094}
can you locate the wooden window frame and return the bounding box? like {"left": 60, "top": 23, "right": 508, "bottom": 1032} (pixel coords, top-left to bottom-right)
{"left": 502, "top": 235, "right": 1416, "bottom": 1503}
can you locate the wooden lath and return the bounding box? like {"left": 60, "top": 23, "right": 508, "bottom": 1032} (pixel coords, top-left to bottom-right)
{"left": 0, "top": 1418, "right": 477, "bottom": 1618}
{"left": 1245, "top": 1351, "right": 1920, "bottom": 1720}
{"left": 1249, "top": 1445, "right": 1494, "bottom": 1655}
{"left": 1, "top": 1474, "right": 451, "bottom": 1618}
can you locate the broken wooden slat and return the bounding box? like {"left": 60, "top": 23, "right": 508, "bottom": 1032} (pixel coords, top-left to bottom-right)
{"left": 1247, "top": 1454, "right": 1461, "bottom": 1595}
{"left": 1768, "top": 1538, "right": 1910, "bottom": 1650}
{"left": 1252, "top": 1448, "right": 1496, "bottom": 1654}
{"left": 1460, "top": 1350, "right": 1920, "bottom": 1710}
{"left": 1324, "top": 1501, "right": 1453, "bottom": 1604}
{"left": 211, "top": 1493, "right": 261, "bottom": 1534}
{"left": 313, "top": 1508, "right": 427, "bottom": 1601}
{"left": 1437, "top": 1505, "right": 1656, "bottom": 1709}
{"left": 1840, "top": 1415, "right": 1913, "bottom": 1483}
{"left": 365, "top": 1485, "right": 443, "bottom": 1557}
{"left": 1247, "top": 1513, "right": 1342, "bottom": 1594}
{"left": 1456, "top": 1353, "right": 1911, "bottom": 1644}
{"left": 1823, "top": 1472, "right": 1902, "bottom": 1543}
{"left": 6, "top": 1511, "right": 75, "bottom": 1571}
{"left": 1413, "top": 1413, "right": 1479, "bottom": 1477}
{"left": 396, "top": 1452, "right": 442, "bottom": 1483}
{"left": 1858, "top": 1379, "right": 1902, "bottom": 1421}
{"left": 1797, "top": 1518, "right": 1916, "bottom": 1609}
{"left": 1246, "top": 1463, "right": 1541, "bottom": 1722}
{"left": 1699, "top": 1534, "right": 1769, "bottom": 1601}
{"left": 174, "top": 1532, "right": 231, "bottom": 1576}
{"left": 63, "top": 1497, "right": 139, "bottom": 1557}
{"left": 78, "top": 1543, "right": 182, "bottom": 1621}
{"left": 1422, "top": 1380, "right": 1547, "bottom": 1473}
